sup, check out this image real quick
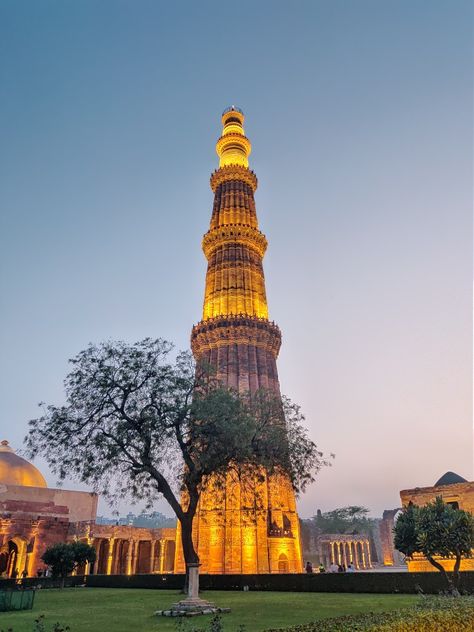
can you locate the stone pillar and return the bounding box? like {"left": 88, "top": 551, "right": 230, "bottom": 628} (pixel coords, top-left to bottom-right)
{"left": 25, "top": 551, "right": 33, "bottom": 577}
{"left": 330, "top": 542, "right": 335, "bottom": 564}
{"left": 149, "top": 541, "right": 156, "bottom": 574}
{"left": 366, "top": 541, "right": 372, "bottom": 568}
{"left": 132, "top": 540, "right": 140, "bottom": 574}
{"left": 89, "top": 539, "right": 97, "bottom": 574}
{"left": 126, "top": 540, "right": 133, "bottom": 575}
{"left": 106, "top": 538, "right": 115, "bottom": 576}
{"left": 354, "top": 542, "right": 360, "bottom": 569}
{"left": 159, "top": 539, "right": 166, "bottom": 573}
{"left": 361, "top": 542, "right": 367, "bottom": 568}
{"left": 187, "top": 563, "right": 200, "bottom": 600}
{"left": 342, "top": 542, "right": 348, "bottom": 567}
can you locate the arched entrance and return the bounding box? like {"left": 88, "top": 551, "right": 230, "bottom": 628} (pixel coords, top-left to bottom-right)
{"left": 113, "top": 539, "right": 129, "bottom": 575}
{"left": 278, "top": 553, "right": 289, "bottom": 573}
{"left": 163, "top": 540, "right": 175, "bottom": 573}
{"left": 96, "top": 540, "right": 109, "bottom": 575}
{"left": 0, "top": 538, "right": 28, "bottom": 578}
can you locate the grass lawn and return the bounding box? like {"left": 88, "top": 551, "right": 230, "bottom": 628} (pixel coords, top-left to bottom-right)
{"left": 1, "top": 588, "right": 418, "bottom": 632}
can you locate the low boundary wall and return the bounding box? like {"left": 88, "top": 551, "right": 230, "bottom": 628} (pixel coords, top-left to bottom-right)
{"left": 3, "top": 572, "right": 473, "bottom": 594}
{"left": 0, "top": 576, "right": 86, "bottom": 590}
{"left": 85, "top": 571, "right": 474, "bottom": 594}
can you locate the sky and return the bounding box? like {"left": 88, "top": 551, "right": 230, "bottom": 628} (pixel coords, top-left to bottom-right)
{"left": 1, "top": 0, "right": 472, "bottom": 519}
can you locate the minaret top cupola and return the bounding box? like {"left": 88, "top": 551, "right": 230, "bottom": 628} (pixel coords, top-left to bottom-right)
{"left": 216, "top": 106, "right": 252, "bottom": 168}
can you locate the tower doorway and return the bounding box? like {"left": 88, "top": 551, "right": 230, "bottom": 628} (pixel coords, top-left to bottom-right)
{"left": 278, "top": 553, "right": 289, "bottom": 573}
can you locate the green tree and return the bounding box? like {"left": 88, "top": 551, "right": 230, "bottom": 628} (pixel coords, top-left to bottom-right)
{"left": 313, "top": 506, "right": 373, "bottom": 534}
{"left": 394, "top": 497, "right": 474, "bottom": 593}
{"left": 42, "top": 541, "right": 96, "bottom": 587}
{"left": 392, "top": 503, "right": 418, "bottom": 558}
{"left": 27, "top": 338, "right": 329, "bottom": 589}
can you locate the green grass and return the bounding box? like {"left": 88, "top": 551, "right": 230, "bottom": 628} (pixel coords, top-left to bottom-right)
{"left": 0, "top": 588, "right": 417, "bottom": 632}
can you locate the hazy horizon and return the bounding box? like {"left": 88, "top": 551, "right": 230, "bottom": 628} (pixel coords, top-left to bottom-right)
{"left": 1, "top": 0, "right": 472, "bottom": 520}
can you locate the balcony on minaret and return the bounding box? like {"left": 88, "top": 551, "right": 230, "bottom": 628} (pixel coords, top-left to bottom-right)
{"left": 268, "top": 512, "right": 294, "bottom": 538}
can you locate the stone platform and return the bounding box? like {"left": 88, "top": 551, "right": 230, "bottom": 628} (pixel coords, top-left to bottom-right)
{"left": 156, "top": 563, "right": 231, "bottom": 617}
{"left": 156, "top": 598, "right": 231, "bottom": 617}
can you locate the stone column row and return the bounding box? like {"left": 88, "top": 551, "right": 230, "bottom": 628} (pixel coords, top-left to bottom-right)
{"left": 326, "top": 539, "right": 372, "bottom": 569}
{"left": 88, "top": 537, "right": 172, "bottom": 576}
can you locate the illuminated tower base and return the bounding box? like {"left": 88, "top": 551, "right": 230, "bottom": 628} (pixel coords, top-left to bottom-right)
{"left": 175, "top": 108, "right": 303, "bottom": 574}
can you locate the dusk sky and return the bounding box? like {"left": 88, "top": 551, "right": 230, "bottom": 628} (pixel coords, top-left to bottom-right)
{"left": 1, "top": 0, "right": 472, "bottom": 519}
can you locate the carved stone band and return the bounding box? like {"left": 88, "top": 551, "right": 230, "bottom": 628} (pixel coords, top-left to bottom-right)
{"left": 210, "top": 165, "right": 258, "bottom": 192}
{"left": 202, "top": 224, "right": 268, "bottom": 259}
{"left": 191, "top": 315, "right": 282, "bottom": 358}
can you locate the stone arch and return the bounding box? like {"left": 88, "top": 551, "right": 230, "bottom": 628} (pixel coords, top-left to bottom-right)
{"left": 0, "top": 536, "right": 28, "bottom": 577}
{"left": 163, "top": 540, "right": 176, "bottom": 572}
{"left": 96, "top": 539, "right": 109, "bottom": 575}
{"left": 114, "top": 539, "right": 129, "bottom": 575}
{"left": 278, "top": 553, "right": 289, "bottom": 573}
{"left": 136, "top": 541, "right": 152, "bottom": 574}
{"left": 0, "top": 545, "right": 8, "bottom": 576}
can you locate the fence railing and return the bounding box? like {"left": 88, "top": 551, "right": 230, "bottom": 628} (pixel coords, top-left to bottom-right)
{"left": 0, "top": 589, "right": 36, "bottom": 611}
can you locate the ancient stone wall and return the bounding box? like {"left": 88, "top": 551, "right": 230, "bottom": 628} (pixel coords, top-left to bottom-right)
{"left": 400, "top": 480, "right": 474, "bottom": 572}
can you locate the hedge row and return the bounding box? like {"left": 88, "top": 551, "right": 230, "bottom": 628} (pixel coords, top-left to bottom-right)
{"left": 85, "top": 571, "right": 474, "bottom": 594}
{"left": 86, "top": 573, "right": 184, "bottom": 590}
{"left": 264, "top": 596, "right": 474, "bottom": 631}
{"left": 0, "top": 576, "right": 85, "bottom": 590}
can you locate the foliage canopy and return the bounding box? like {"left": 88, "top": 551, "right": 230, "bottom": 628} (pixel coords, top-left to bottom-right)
{"left": 42, "top": 541, "right": 96, "bottom": 579}
{"left": 312, "top": 506, "right": 373, "bottom": 535}
{"left": 394, "top": 497, "right": 474, "bottom": 593}
{"left": 27, "top": 338, "right": 329, "bottom": 568}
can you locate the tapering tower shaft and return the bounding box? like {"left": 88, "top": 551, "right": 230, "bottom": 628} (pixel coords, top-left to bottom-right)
{"left": 175, "top": 108, "right": 302, "bottom": 574}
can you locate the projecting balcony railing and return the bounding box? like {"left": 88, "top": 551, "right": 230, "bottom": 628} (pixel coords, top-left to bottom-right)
{"left": 268, "top": 527, "right": 294, "bottom": 538}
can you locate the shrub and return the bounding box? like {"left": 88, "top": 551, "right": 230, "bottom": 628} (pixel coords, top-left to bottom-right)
{"left": 0, "top": 615, "right": 70, "bottom": 632}
{"left": 175, "top": 615, "right": 245, "bottom": 632}
{"left": 264, "top": 595, "right": 474, "bottom": 631}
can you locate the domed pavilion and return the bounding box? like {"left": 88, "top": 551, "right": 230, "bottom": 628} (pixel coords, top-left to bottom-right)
{"left": 0, "top": 440, "right": 47, "bottom": 488}
{"left": 0, "top": 440, "right": 175, "bottom": 579}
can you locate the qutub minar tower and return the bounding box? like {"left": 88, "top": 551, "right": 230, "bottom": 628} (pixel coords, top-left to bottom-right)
{"left": 175, "top": 108, "right": 303, "bottom": 574}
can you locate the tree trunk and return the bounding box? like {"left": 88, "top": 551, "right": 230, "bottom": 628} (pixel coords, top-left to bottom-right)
{"left": 453, "top": 554, "right": 462, "bottom": 591}
{"left": 180, "top": 515, "right": 199, "bottom": 595}
{"left": 426, "top": 555, "right": 458, "bottom": 596}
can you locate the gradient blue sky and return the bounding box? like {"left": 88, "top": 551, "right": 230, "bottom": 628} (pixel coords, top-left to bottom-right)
{"left": 1, "top": 0, "right": 472, "bottom": 518}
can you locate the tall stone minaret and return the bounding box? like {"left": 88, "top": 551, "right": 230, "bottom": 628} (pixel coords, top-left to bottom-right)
{"left": 175, "top": 108, "right": 302, "bottom": 574}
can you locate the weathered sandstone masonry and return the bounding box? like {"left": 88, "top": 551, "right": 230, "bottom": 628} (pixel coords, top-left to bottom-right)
{"left": 175, "top": 108, "right": 303, "bottom": 574}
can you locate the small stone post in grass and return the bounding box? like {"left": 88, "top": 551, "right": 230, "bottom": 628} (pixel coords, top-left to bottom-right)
{"left": 156, "top": 563, "right": 231, "bottom": 617}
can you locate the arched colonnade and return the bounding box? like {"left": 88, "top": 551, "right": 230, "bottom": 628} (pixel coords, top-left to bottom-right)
{"left": 319, "top": 535, "right": 372, "bottom": 569}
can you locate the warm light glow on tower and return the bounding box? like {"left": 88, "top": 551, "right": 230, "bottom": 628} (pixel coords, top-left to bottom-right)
{"left": 201, "top": 107, "right": 269, "bottom": 321}
{"left": 175, "top": 108, "right": 303, "bottom": 575}
{"left": 216, "top": 107, "right": 251, "bottom": 168}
